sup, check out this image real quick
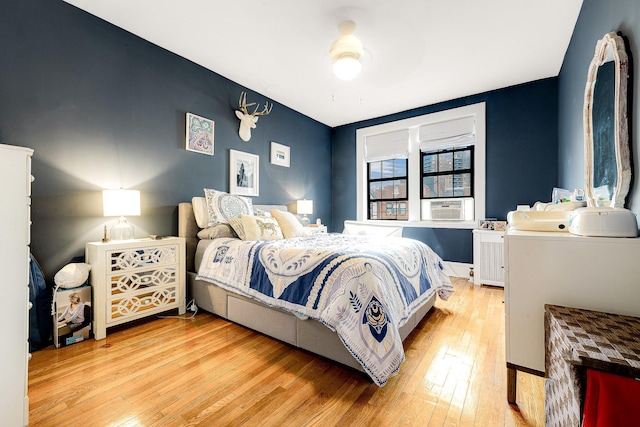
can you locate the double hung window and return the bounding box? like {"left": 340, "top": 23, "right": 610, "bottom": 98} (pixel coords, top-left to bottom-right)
{"left": 368, "top": 159, "right": 408, "bottom": 220}
{"left": 421, "top": 146, "right": 474, "bottom": 199}
{"left": 364, "top": 130, "right": 409, "bottom": 220}
{"left": 355, "top": 102, "right": 486, "bottom": 227}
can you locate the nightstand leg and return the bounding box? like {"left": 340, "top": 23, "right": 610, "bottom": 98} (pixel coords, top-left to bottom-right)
{"left": 507, "top": 366, "right": 517, "bottom": 404}
{"left": 93, "top": 310, "right": 106, "bottom": 340}
{"left": 91, "top": 271, "right": 106, "bottom": 340}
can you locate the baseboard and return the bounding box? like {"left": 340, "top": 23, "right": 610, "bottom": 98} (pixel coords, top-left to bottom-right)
{"left": 442, "top": 261, "right": 474, "bottom": 281}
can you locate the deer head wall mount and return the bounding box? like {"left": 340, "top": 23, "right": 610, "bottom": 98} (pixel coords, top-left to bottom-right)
{"left": 235, "top": 91, "right": 272, "bottom": 142}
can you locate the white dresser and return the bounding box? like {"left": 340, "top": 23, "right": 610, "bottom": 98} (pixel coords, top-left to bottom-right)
{"left": 86, "top": 237, "right": 186, "bottom": 340}
{"left": 0, "top": 144, "right": 33, "bottom": 426}
{"left": 504, "top": 229, "right": 640, "bottom": 404}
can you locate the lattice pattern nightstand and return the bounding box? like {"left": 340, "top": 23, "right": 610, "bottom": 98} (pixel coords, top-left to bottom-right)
{"left": 86, "top": 237, "right": 186, "bottom": 339}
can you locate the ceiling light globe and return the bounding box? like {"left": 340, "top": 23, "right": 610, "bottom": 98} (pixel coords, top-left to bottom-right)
{"left": 333, "top": 57, "right": 362, "bottom": 80}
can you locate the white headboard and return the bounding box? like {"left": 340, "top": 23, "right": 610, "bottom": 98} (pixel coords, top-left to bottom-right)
{"left": 342, "top": 220, "right": 403, "bottom": 237}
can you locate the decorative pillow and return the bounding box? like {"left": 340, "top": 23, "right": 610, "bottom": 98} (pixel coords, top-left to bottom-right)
{"left": 228, "top": 214, "right": 284, "bottom": 241}
{"left": 227, "top": 217, "right": 247, "bottom": 240}
{"left": 192, "top": 197, "right": 209, "bottom": 229}
{"left": 197, "top": 224, "right": 238, "bottom": 240}
{"left": 253, "top": 207, "right": 272, "bottom": 217}
{"left": 204, "top": 188, "right": 253, "bottom": 227}
{"left": 270, "top": 209, "right": 308, "bottom": 238}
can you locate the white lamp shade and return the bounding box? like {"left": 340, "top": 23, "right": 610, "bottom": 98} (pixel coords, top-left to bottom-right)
{"left": 103, "top": 190, "right": 141, "bottom": 217}
{"left": 296, "top": 199, "right": 313, "bottom": 215}
{"left": 333, "top": 57, "right": 362, "bottom": 80}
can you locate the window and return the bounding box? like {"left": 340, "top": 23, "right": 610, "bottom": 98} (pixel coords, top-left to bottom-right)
{"left": 364, "top": 129, "right": 410, "bottom": 220}
{"left": 355, "top": 102, "right": 485, "bottom": 228}
{"left": 368, "top": 159, "right": 408, "bottom": 220}
{"left": 421, "top": 146, "right": 474, "bottom": 199}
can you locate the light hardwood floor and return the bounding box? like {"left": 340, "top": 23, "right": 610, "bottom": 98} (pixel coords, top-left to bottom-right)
{"left": 29, "top": 278, "right": 544, "bottom": 426}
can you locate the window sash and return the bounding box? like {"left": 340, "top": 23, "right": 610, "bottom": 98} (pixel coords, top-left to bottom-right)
{"left": 367, "top": 158, "right": 408, "bottom": 220}
{"left": 421, "top": 146, "right": 474, "bottom": 199}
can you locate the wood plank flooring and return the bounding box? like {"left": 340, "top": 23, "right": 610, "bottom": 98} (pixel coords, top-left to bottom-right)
{"left": 28, "top": 278, "right": 544, "bottom": 426}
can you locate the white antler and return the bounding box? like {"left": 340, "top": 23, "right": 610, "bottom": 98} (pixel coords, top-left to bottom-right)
{"left": 235, "top": 91, "right": 272, "bottom": 142}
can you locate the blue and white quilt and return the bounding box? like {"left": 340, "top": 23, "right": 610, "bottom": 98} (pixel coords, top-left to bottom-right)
{"left": 197, "top": 233, "right": 454, "bottom": 386}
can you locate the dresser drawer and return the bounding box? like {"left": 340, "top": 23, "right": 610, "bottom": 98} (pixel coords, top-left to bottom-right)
{"left": 108, "top": 283, "right": 179, "bottom": 323}
{"left": 106, "top": 244, "right": 180, "bottom": 273}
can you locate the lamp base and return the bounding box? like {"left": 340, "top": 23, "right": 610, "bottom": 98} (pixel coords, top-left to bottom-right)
{"left": 300, "top": 214, "right": 310, "bottom": 227}
{"left": 110, "top": 217, "right": 134, "bottom": 240}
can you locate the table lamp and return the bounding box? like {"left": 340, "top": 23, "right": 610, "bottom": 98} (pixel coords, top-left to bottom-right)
{"left": 102, "top": 189, "right": 140, "bottom": 241}
{"left": 296, "top": 199, "right": 313, "bottom": 226}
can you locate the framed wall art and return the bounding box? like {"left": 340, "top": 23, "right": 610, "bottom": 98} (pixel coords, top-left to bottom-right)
{"left": 270, "top": 141, "right": 290, "bottom": 167}
{"left": 230, "top": 150, "right": 259, "bottom": 197}
{"left": 185, "top": 112, "right": 214, "bottom": 155}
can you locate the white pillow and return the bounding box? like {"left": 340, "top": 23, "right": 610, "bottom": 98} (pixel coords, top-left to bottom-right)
{"left": 54, "top": 263, "right": 91, "bottom": 289}
{"left": 192, "top": 197, "right": 209, "bottom": 229}
{"left": 270, "top": 209, "right": 308, "bottom": 238}
{"left": 228, "top": 214, "right": 284, "bottom": 241}
{"left": 204, "top": 188, "right": 253, "bottom": 226}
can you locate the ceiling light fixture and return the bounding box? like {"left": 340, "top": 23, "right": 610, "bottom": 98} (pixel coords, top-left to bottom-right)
{"left": 330, "top": 20, "right": 363, "bottom": 81}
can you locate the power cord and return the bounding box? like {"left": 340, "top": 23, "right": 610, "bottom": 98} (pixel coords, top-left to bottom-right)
{"left": 156, "top": 299, "right": 198, "bottom": 320}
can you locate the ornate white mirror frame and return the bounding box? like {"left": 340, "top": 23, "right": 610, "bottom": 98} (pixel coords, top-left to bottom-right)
{"left": 583, "top": 32, "right": 631, "bottom": 208}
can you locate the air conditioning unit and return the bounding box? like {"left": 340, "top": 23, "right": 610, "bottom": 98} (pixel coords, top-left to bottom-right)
{"left": 421, "top": 197, "right": 474, "bottom": 221}
{"left": 429, "top": 199, "right": 465, "bottom": 220}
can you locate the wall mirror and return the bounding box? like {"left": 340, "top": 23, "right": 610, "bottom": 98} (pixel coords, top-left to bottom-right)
{"left": 583, "top": 31, "right": 631, "bottom": 208}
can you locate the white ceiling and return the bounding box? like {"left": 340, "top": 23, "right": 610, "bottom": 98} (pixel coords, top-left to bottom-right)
{"left": 63, "top": 0, "right": 583, "bottom": 127}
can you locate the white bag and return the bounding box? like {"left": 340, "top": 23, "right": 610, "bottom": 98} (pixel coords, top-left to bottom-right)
{"left": 54, "top": 263, "right": 91, "bottom": 289}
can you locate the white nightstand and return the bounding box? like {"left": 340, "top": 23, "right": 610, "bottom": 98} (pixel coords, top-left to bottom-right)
{"left": 305, "top": 225, "right": 327, "bottom": 235}
{"left": 85, "top": 237, "right": 186, "bottom": 340}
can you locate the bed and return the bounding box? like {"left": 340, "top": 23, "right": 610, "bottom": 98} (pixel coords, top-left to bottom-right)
{"left": 178, "top": 199, "right": 453, "bottom": 386}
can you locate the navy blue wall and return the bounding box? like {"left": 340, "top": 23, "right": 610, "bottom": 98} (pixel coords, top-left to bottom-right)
{"left": 332, "top": 79, "right": 559, "bottom": 263}
{"left": 3, "top": 0, "right": 596, "bottom": 273}
{"left": 0, "top": 0, "right": 332, "bottom": 277}
{"left": 558, "top": 0, "right": 639, "bottom": 217}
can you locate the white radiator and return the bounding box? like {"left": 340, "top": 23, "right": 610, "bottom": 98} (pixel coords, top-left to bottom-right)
{"left": 472, "top": 229, "right": 504, "bottom": 287}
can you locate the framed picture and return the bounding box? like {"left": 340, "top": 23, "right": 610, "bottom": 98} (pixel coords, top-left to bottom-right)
{"left": 185, "top": 112, "right": 214, "bottom": 155}
{"left": 493, "top": 221, "right": 507, "bottom": 232}
{"left": 54, "top": 284, "right": 92, "bottom": 348}
{"left": 230, "top": 150, "right": 259, "bottom": 197}
{"left": 478, "top": 218, "right": 498, "bottom": 230}
{"left": 270, "top": 141, "right": 290, "bottom": 167}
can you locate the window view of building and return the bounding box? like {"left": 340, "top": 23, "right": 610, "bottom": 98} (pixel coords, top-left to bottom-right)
{"left": 421, "top": 146, "right": 474, "bottom": 199}
{"left": 368, "top": 158, "right": 408, "bottom": 220}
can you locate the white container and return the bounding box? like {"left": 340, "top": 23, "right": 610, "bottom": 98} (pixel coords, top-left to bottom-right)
{"left": 569, "top": 207, "right": 638, "bottom": 237}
